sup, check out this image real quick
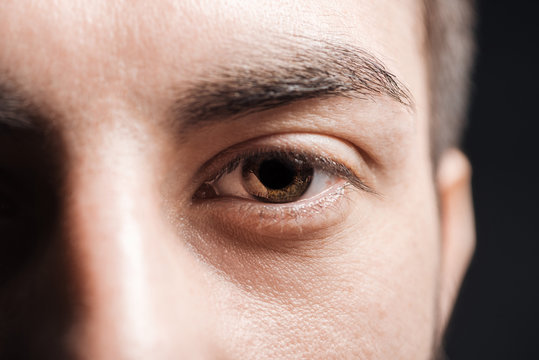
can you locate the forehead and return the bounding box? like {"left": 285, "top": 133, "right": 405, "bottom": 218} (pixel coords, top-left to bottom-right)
{"left": 0, "top": 1, "right": 424, "bottom": 109}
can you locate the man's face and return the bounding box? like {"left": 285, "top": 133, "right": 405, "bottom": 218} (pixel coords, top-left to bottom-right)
{"left": 0, "top": 0, "right": 474, "bottom": 359}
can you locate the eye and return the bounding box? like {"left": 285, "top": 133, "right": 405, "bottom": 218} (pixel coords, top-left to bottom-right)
{"left": 193, "top": 149, "right": 373, "bottom": 204}
{"left": 189, "top": 134, "right": 377, "bottom": 241}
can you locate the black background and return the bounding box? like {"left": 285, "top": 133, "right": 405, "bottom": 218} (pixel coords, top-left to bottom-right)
{"left": 445, "top": 0, "right": 539, "bottom": 358}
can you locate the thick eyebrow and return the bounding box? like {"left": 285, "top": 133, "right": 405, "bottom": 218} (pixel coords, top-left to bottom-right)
{"left": 174, "top": 39, "right": 414, "bottom": 128}
{"left": 0, "top": 40, "right": 414, "bottom": 132}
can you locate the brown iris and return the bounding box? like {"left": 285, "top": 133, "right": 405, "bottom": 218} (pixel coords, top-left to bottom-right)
{"left": 241, "top": 153, "right": 314, "bottom": 203}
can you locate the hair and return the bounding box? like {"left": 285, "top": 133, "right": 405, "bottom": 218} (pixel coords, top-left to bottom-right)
{"left": 424, "top": 0, "right": 476, "bottom": 161}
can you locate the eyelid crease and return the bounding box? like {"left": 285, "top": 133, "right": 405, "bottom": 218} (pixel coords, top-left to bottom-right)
{"left": 194, "top": 148, "right": 377, "bottom": 199}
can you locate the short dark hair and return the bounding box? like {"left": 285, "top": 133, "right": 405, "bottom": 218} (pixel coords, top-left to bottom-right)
{"left": 424, "top": 0, "right": 476, "bottom": 160}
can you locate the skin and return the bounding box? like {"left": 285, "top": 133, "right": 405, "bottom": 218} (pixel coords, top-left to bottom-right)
{"left": 0, "top": 0, "right": 475, "bottom": 359}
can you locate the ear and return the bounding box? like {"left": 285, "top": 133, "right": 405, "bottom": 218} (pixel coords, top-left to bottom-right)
{"left": 436, "top": 149, "right": 476, "bottom": 333}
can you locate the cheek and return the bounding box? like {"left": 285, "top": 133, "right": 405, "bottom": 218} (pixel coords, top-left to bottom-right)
{"left": 201, "top": 189, "right": 440, "bottom": 359}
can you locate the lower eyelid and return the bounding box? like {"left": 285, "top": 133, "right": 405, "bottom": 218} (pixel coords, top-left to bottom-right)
{"left": 190, "top": 181, "right": 356, "bottom": 242}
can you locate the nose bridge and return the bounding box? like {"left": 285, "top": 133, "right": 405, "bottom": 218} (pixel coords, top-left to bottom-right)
{"left": 69, "top": 150, "right": 154, "bottom": 355}
{"left": 63, "top": 134, "right": 214, "bottom": 359}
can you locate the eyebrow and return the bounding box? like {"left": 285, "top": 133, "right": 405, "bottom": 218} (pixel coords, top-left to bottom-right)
{"left": 174, "top": 38, "right": 414, "bottom": 128}
{"left": 0, "top": 38, "right": 414, "bottom": 131}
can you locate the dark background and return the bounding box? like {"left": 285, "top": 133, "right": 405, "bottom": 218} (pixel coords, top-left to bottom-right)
{"left": 445, "top": 0, "right": 539, "bottom": 359}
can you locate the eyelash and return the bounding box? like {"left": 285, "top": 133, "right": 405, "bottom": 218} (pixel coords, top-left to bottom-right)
{"left": 192, "top": 147, "right": 375, "bottom": 203}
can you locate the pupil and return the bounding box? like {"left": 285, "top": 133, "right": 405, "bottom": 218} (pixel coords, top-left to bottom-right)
{"left": 258, "top": 159, "right": 295, "bottom": 190}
